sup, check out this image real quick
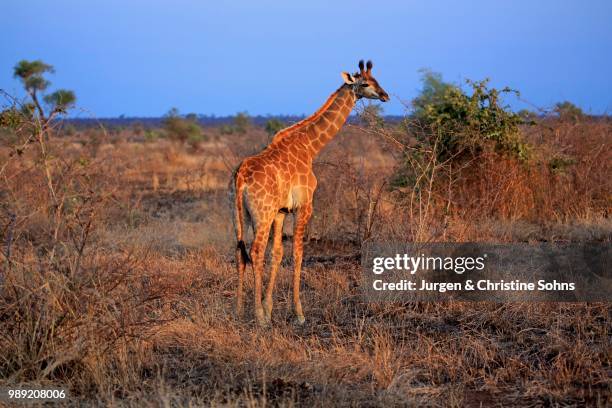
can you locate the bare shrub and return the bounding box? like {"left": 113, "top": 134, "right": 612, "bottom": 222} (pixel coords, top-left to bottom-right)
{"left": 0, "top": 95, "right": 177, "bottom": 398}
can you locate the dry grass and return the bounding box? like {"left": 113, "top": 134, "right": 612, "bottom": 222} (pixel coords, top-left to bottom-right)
{"left": 0, "top": 117, "right": 610, "bottom": 406}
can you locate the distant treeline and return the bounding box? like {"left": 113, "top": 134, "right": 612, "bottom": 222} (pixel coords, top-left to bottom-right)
{"left": 64, "top": 114, "right": 406, "bottom": 129}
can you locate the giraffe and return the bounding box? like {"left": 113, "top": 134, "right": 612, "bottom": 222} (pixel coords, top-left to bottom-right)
{"left": 230, "top": 60, "right": 389, "bottom": 326}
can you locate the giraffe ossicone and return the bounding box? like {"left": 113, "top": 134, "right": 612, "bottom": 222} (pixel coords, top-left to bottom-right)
{"left": 230, "top": 60, "right": 389, "bottom": 326}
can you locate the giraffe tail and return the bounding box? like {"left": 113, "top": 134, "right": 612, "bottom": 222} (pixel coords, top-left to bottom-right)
{"left": 237, "top": 240, "right": 251, "bottom": 264}
{"left": 232, "top": 169, "right": 252, "bottom": 264}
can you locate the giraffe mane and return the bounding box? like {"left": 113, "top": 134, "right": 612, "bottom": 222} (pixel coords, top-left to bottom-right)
{"left": 269, "top": 85, "right": 347, "bottom": 146}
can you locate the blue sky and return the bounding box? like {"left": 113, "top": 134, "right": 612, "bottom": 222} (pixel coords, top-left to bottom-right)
{"left": 1, "top": 0, "right": 611, "bottom": 117}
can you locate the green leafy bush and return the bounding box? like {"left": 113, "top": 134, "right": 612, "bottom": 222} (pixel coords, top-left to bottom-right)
{"left": 0, "top": 107, "right": 24, "bottom": 130}
{"left": 411, "top": 70, "right": 530, "bottom": 163}
{"left": 0, "top": 106, "right": 36, "bottom": 148}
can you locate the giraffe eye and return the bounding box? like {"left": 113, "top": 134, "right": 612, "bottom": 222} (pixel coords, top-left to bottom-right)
{"left": 361, "top": 83, "right": 370, "bottom": 88}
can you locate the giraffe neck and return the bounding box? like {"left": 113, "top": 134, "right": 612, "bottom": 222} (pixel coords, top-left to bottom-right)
{"left": 271, "top": 85, "right": 356, "bottom": 157}
{"left": 303, "top": 85, "right": 356, "bottom": 157}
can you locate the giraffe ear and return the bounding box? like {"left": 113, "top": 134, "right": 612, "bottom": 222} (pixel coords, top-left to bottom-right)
{"left": 341, "top": 71, "right": 356, "bottom": 84}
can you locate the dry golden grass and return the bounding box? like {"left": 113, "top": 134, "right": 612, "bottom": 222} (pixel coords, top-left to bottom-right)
{"left": 0, "top": 118, "right": 610, "bottom": 406}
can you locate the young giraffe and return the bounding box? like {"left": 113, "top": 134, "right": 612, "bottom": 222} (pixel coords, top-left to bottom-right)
{"left": 230, "top": 60, "right": 389, "bottom": 326}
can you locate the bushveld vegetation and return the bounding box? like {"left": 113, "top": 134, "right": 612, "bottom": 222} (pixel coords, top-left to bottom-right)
{"left": 0, "top": 63, "right": 610, "bottom": 406}
{"left": 162, "top": 107, "right": 206, "bottom": 148}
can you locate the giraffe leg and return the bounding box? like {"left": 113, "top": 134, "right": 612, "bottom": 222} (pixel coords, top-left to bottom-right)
{"left": 292, "top": 204, "right": 312, "bottom": 325}
{"left": 250, "top": 218, "right": 273, "bottom": 327}
{"left": 264, "top": 213, "right": 285, "bottom": 322}
{"left": 235, "top": 245, "right": 246, "bottom": 318}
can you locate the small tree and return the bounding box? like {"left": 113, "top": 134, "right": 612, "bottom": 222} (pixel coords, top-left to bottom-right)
{"left": 13, "top": 59, "right": 76, "bottom": 120}
{"left": 412, "top": 69, "right": 456, "bottom": 119}
{"left": 554, "top": 101, "right": 584, "bottom": 122}
{"left": 185, "top": 113, "right": 198, "bottom": 122}
{"left": 162, "top": 107, "right": 204, "bottom": 146}
{"left": 233, "top": 111, "right": 250, "bottom": 134}
{"left": 2, "top": 62, "right": 84, "bottom": 264}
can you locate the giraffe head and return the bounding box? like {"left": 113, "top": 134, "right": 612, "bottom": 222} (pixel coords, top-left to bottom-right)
{"left": 341, "top": 60, "right": 390, "bottom": 102}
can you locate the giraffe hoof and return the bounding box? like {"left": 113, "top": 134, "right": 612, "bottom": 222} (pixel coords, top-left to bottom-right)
{"left": 257, "top": 318, "right": 270, "bottom": 328}
{"left": 263, "top": 304, "right": 272, "bottom": 321}
{"left": 294, "top": 315, "right": 305, "bottom": 325}
{"left": 255, "top": 310, "right": 270, "bottom": 328}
